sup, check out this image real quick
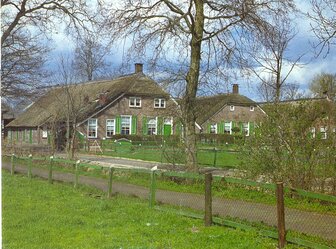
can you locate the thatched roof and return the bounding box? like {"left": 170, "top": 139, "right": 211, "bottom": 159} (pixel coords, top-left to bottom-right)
{"left": 194, "top": 94, "right": 256, "bottom": 125}
{"left": 7, "top": 73, "right": 169, "bottom": 128}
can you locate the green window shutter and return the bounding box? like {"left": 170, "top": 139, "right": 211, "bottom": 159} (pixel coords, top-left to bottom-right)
{"left": 219, "top": 122, "right": 224, "bottom": 134}
{"left": 175, "top": 121, "right": 182, "bottom": 135}
{"left": 239, "top": 122, "right": 243, "bottom": 135}
{"left": 157, "top": 117, "right": 163, "bottom": 135}
{"left": 207, "top": 124, "right": 211, "bottom": 133}
{"left": 16, "top": 130, "right": 19, "bottom": 141}
{"left": 142, "top": 116, "right": 148, "bottom": 135}
{"left": 249, "top": 122, "right": 255, "bottom": 135}
{"left": 30, "top": 129, "right": 33, "bottom": 144}
{"left": 23, "top": 130, "right": 26, "bottom": 142}
{"left": 115, "top": 116, "right": 121, "bottom": 134}
{"left": 131, "top": 116, "right": 137, "bottom": 135}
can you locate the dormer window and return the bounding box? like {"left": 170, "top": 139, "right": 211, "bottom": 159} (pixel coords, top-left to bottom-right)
{"left": 230, "top": 105, "right": 235, "bottom": 111}
{"left": 154, "top": 98, "right": 166, "bottom": 108}
{"left": 129, "top": 97, "right": 141, "bottom": 107}
{"left": 250, "top": 106, "right": 255, "bottom": 111}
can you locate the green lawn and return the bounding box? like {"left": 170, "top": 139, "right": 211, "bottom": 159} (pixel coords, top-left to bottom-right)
{"left": 95, "top": 141, "right": 241, "bottom": 168}
{"left": 3, "top": 171, "right": 302, "bottom": 249}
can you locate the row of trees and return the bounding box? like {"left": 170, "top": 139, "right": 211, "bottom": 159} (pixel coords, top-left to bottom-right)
{"left": 1, "top": 0, "right": 336, "bottom": 171}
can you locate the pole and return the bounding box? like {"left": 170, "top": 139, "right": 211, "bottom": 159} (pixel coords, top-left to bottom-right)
{"left": 28, "top": 154, "right": 33, "bottom": 178}
{"left": 107, "top": 167, "right": 114, "bottom": 198}
{"left": 204, "top": 172, "right": 212, "bottom": 226}
{"left": 11, "top": 154, "right": 15, "bottom": 175}
{"left": 213, "top": 148, "right": 217, "bottom": 167}
{"left": 49, "top": 156, "right": 54, "bottom": 184}
{"left": 276, "top": 182, "right": 286, "bottom": 248}
{"left": 149, "top": 170, "right": 157, "bottom": 208}
{"left": 74, "top": 160, "right": 80, "bottom": 188}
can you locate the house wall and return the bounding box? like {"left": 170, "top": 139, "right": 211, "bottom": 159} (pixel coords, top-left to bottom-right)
{"left": 77, "top": 95, "right": 180, "bottom": 139}
{"left": 201, "top": 105, "right": 265, "bottom": 135}
{"left": 6, "top": 127, "right": 50, "bottom": 145}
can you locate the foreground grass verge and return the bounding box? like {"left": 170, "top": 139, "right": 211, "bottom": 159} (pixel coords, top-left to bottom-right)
{"left": 3, "top": 171, "right": 304, "bottom": 249}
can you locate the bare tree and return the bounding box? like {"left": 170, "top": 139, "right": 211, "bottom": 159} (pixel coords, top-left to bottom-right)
{"left": 1, "top": 27, "right": 49, "bottom": 103}
{"left": 1, "top": 0, "right": 100, "bottom": 101}
{"left": 242, "top": 16, "right": 303, "bottom": 103}
{"left": 308, "top": 0, "right": 336, "bottom": 55}
{"left": 107, "top": 0, "right": 294, "bottom": 171}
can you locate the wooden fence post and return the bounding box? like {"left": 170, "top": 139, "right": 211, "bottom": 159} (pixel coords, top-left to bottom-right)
{"left": 11, "top": 154, "right": 15, "bottom": 175}
{"left": 149, "top": 169, "right": 157, "bottom": 208}
{"left": 49, "top": 156, "right": 54, "bottom": 184}
{"left": 204, "top": 172, "right": 213, "bottom": 226}
{"left": 28, "top": 154, "right": 33, "bottom": 179}
{"left": 74, "top": 160, "right": 80, "bottom": 188}
{"left": 107, "top": 167, "right": 114, "bottom": 198}
{"left": 213, "top": 148, "right": 217, "bottom": 167}
{"left": 276, "top": 182, "right": 286, "bottom": 248}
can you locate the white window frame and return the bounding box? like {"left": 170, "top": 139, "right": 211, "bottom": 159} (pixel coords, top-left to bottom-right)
{"left": 320, "top": 126, "right": 327, "bottom": 139}
{"left": 106, "top": 119, "right": 115, "bottom": 137}
{"left": 230, "top": 105, "right": 235, "bottom": 111}
{"left": 129, "top": 97, "right": 141, "bottom": 107}
{"left": 311, "top": 127, "right": 316, "bottom": 138}
{"left": 210, "top": 123, "right": 217, "bottom": 134}
{"left": 243, "top": 122, "right": 249, "bottom": 136}
{"left": 121, "top": 115, "right": 132, "bottom": 135}
{"left": 42, "top": 130, "right": 48, "bottom": 138}
{"left": 154, "top": 98, "right": 166, "bottom": 108}
{"left": 88, "top": 119, "right": 98, "bottom": 138}
{"left": 224, "top": 122, "right": 232, "bottom": 135}
{"left": 147, "top": 118, "right": 157, "bottom": 135}
{"left": 250, "top": 106, "right": 255, "bottom": 112}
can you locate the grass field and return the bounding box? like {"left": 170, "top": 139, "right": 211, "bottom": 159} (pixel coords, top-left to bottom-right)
{"left": 2, "top": 171, "right": 304, "bottom": 249}
{"left": 96, "top": 141, "right": 241, "bottom": 168}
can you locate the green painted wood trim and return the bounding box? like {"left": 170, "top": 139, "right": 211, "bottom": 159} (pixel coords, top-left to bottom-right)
{"left": 250, "top": 122, "right": 255, "bottom": 135}
{"left": 284, "top": 187, "right": 336, "bottom": 203}
{"left": 131, "top": 116, "right": 137, "bottom": 135}
{"left": 142, "top": 116, "right": 148, "bottom": 135}
{"left": 16, "top": 130, "right": 19, "bottom": 141}
{"left": 157, "top": 117, "right": 163, "bottom": 135}
{"left": 29, "top": 129, "right": 33, "bottom": 144}
{"left": 286, "top": 235, "right": 333, "bottom": 249}
{"left": 223, "top": 177, "right": 276, "bottom": 190}
{"left": 160, "top": 171, "right": 204, "bottom": 180}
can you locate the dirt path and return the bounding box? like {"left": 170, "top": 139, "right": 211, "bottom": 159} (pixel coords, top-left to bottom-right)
{"left": 3, "top": 162, "right": 336, "bottom": 241}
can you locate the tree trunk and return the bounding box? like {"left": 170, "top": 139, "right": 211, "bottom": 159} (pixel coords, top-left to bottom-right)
{"left": 183, "top": 0, "right": 204, "bottom": 171}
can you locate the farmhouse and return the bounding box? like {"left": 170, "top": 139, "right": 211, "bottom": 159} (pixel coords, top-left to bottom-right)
{"left": 195, "top": 85, "right": 265, "bottom": 136}
{"left": 6, "top": 64, "right": 180, "bottom": 149}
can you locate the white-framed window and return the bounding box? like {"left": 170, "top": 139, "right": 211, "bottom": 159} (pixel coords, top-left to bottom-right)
{"left": 250, "top": 106, "right": 255, "bottom": 111}
{"left": 147, "top": 118, "right": 157, "bottom": 135}
{"left": 320, "top": 126, "right": 327, "bottom": 139}
{"left": 243, "top": 122, "right": 249, "bottom": 136}
{"left": 129, "top": 97, "right": 141, "bottom": 107}
{"left": 210, "top": 124, "right": 217, "bottom": 134}
{"left": 224, "top": 122, "right": 232, "bottom": 134}
{"left": 42, "top": 130, "right": 48, "bottom": 138}
{"left": 311, "top": 127, "right": 316, "bottom": 138}
{"left": 154, "top": 98, "right": 166, "bottom": 108}
{"left": 121, "top": 115, "right": 131, "bottom": 135}
{"left": 230, "top": 105, "right": 235, "bottom": 111}
{"left": 88, "top": 119, "right": 98, "bottom": 138}
{"left": 106, "top": 119, "right": 115, "bottom": 137}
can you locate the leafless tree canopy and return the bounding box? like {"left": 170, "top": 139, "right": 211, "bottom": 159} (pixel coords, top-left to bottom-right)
{"left": 106, "top": 0, "right": 295, "bottom": 170}
{"left": 309, "top": 72, "right": 336, "bottom": 100}
{"left": 309, "top": 0, "right": 336, "bottom": 55}
{"left": 73, "top": 33, "right": 112, "bottom": 81}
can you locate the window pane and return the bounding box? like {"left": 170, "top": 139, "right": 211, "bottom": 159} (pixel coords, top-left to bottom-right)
{"left": 147, "top": 118, "right": 156, "bottom": 135}
{"left": 121, "top": 116, "right": 131, "bottom": 135}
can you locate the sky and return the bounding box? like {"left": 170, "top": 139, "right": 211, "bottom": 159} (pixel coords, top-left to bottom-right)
{"left": 48, "top": 0, "right": 336, "bottom": 101}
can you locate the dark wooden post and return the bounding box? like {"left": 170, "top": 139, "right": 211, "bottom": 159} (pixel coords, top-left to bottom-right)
{"left": 107, "top": 167, "right": 114, "bottom": 198}
{"left": 204, "top": 172, "right": 212, "bottom": 226}
{"left": 74, "top": 160, "right": 80, "bottom": 188}
{"left": 48, "top": 156, "right": 54, "bottom": 184}
{"left": 28, "top": 154, "right": 33, "bottom": 179}
{"left": 149, "top": 169, "right": 157, "bottom": 208}
{"left": 213, "top": 148, "right": 217, "bottom": 167}
{"left": 276, "top": 182, "right": 286, "bottom": 248}
{"left": 11, "top": 154, "right": 15, "bottom": 175}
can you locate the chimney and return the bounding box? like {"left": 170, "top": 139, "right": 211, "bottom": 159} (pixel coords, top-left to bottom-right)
{"left": 98, "top": 93, "right": 108, "bottom": 105}
{"left": 232, "top": 84, "right": 239, "bottom": 94}
{"left": 135, "top": 63, "right": 143, "bottom": 73}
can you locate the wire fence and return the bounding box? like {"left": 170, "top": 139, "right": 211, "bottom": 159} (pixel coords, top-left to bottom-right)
{"left": 3, "top": 154, "right": 336, "bottom": 249}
